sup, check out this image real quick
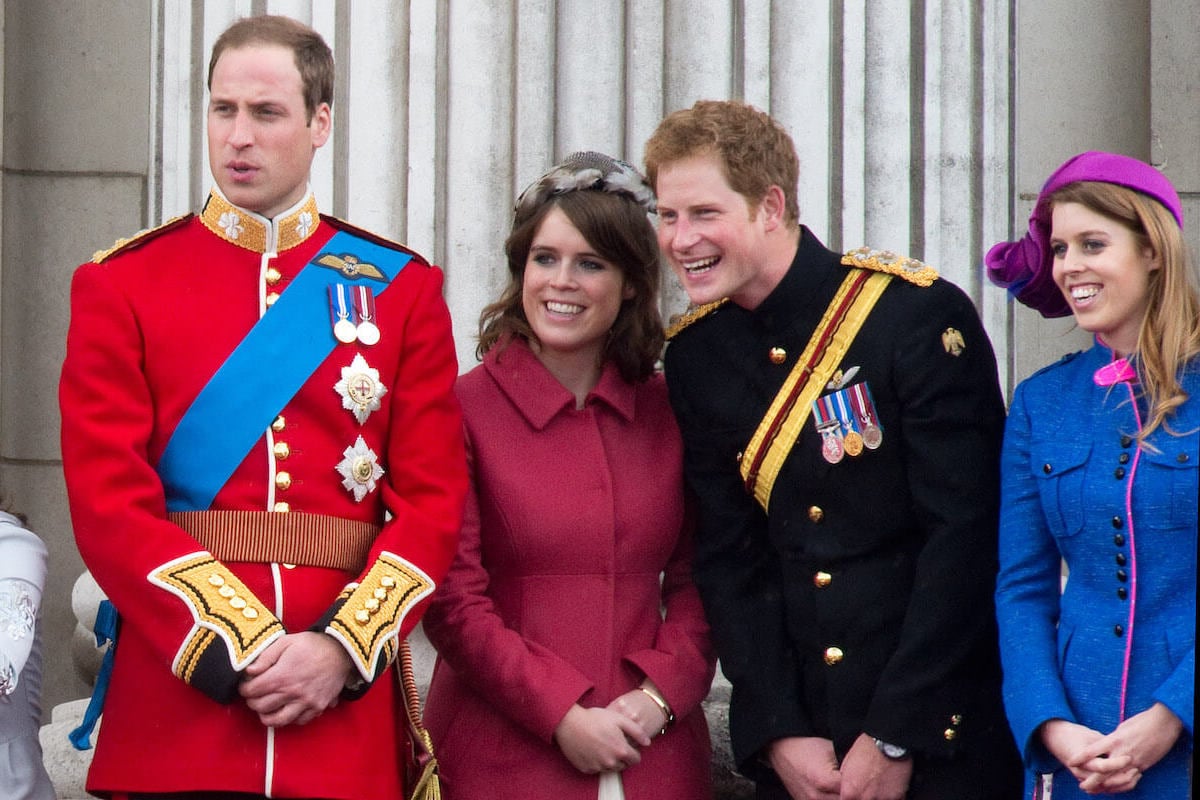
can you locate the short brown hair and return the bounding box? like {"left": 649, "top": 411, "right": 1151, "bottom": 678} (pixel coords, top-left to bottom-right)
{"left": 478, "top": 190, "right": 664, "bottom": 384}
{"left": 207, "top": 15, "right": 333, "bottom": 121}
{"left": 644, "top": 100, "right": 800, "bottom": 224}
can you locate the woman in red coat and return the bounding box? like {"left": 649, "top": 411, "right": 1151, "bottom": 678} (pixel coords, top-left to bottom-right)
{"left": 423, "top": 152, "right": 716, "bottom": 800}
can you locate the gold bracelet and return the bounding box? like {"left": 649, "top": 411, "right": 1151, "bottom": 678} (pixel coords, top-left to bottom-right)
{"left": 637, "top": 685, "right": 675, "bottom": 736}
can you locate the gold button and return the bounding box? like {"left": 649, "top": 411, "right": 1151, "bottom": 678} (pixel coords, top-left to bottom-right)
{"left": 380, "top": 576, "right": 396, "bottom": 588}
{"left": 943, "top": 728, "right": 957, "bottom": 741}
{"left": 282, "top": 563, "right": 296, "bottom": 570}
{"left": 813, "top": 571, "right": 832, "bottom": 588}
{"left": 735, "top": 451, "right": 744, "bottom": 463}
{"left": 355, "top": 610, "right": 371, "bottom": 625}
{"left": 265, "top": 291, "right": 281, "bottom": 307}
{"left": 769, "top": 346, "right": 787, "bottom": 364}
{"left": 229, "top": 597, "right": 247, "bottom": 610}
{"left": 242, "top": 607, "right": 258, "bottom": 619}
{"left": 364, "top": 597, "right": 380, "bottom": 612}
{"left": 218, "top": 585, "right": 236, "bottom": 598}
{"left": 823, "top": 646, "right": 843, "bottom": 665}
{"left": 272, "top": 415, "right": 286, "bottom": 432}
{"left": 265, "top": 266, "right": 282, "bottom": 285}
{"left": 950, "top": 714, "right": 962, "bottom": 726}
{"left": 273, "top": 441, "right": 291, "bottom": 459}
{"left": 208, "top": 574, "right": 225, "bottom": 587}
{"left": 275, "top": 471, "right": 292, "bottom": 491}
{"left": 808, "top": 506, "right": 824, "bottom": 523}
{"left": 273, "top": 501, "right": 290, "bottom": 513}
{"left": 373, "top": 588, "right": 388, "bottom": 601}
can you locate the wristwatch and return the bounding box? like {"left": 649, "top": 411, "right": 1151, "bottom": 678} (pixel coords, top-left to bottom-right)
{"left": 873, "top": 737, "right": 910, "bottom": 760}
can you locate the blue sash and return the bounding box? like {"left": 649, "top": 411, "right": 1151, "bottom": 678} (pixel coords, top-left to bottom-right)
{"left": 158, "top": 230, "right": 412, "bottom": 512}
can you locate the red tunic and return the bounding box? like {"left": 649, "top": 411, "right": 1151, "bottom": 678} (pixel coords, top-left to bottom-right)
{"left": 59, "top": 190, "right": 467, "bottom": 799}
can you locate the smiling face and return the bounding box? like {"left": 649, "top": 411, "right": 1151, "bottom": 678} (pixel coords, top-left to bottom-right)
{"left": 655, "top": 153, "right": 785, "bottom": 309}
{"left": 521, "top": 206, "right": 633, "bottom": 370}
{"left": 1050, "top": 201, "right": 1159, "bottom": 356}
{"left": 207, "top": 44, "right": 330, "bottom": 219}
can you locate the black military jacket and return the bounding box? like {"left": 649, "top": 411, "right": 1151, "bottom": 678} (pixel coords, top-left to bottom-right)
{"left": 664, "top": 228, "right": 1019, "bottom": 790}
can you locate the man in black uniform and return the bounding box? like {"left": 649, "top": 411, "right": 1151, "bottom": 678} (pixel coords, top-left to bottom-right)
{"left": 646, "top": 101, "right": 1021, "bottom": 799}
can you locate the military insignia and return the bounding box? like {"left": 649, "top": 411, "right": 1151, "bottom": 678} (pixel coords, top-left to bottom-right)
{"left": 334, "top": 354, "right": 388, "bottom": 424}
{"left": 942, "top": 327, "right": 965, "bottom": 356}
{"left": 826, "top": 365, "right": 860, "bottom": 391}
{"left": 316, "top": 253, "right": 386, "bottom": 281}
{"left": 329, "top": 284, "right": 358, "bottom": 344}
{"left": 665, "top": 298, "right": 729, "bottom": 339}
{"left": 842, "top": 247, "right": 938, "bottom": 287}
{"left": 91, "top": 215, "right": 192, "bottom": 263}
{"left": 353, "top": 285, "right": 381, "bottom": 345}
{"left": 848, "top": 382, "right": 884, "bottom": 449}
{"left": 336, "top": 436, "right": 384, "bottom": 501}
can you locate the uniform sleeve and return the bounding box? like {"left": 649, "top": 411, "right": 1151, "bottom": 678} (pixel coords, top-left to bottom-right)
{"left": 60, "top": 262, "right": 284, "bottom": 704}
{"left": 422, "top": 426, "right": 593, "bottom": 742}
{"left": 622, "top": 498, "right": 717, "bottom": 720}
{"left": 993, "top": 381, "right": 1078, "bottom": 771}
{"left": 316, "top": 265, "right": 468, "bottom": 686}
{"left": 859, "top": 282, "right": 1010, "bottom": 755}
{"left": 664, "top": 347, "right": 811, "bottom": 775}
{"left": 0, "top": 518, "right": 47, "bottom": 693}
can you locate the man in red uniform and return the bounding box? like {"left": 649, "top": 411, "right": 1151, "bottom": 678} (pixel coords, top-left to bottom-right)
{"left": 59, "top": 15, "right": 466, "bottom": 799}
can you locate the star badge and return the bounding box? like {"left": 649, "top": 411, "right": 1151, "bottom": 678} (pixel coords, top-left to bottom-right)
{"left": 334, "top": 353, "right": 388, "bottom": 424}
{"left": 336, "top": 436, "right": 384, "bottom": 502}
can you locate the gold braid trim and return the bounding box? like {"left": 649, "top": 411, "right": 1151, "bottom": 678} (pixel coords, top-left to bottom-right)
{"left": 92, "top": 215, "right": 192, "bottom": 263}
{"left": 149, "top": 553, "right": 284, "bottom": 673}
{"left": 665, "top": 299, "right": 729, "bottom": 339}
{"left": 199, "top": 189, "right": 321, "bottom": 253}
{"left": 841, "top": 247, "right": 938, "bottom": 287}
{"left": 326, "top": 552, "right": 434, "bottom": 682}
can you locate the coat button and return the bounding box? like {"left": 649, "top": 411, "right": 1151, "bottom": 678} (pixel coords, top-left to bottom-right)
{"left": 1178, "top": 453, "right": 1190, "bottom": 463}
{"left": 1113, "top": 467, "right": 1126, "bottom": 479}
{"left": 1117, "top": 587, "right": 1127, "bottom": 600}
{"left": 265, "top": 291, "right": 281, "bottom": 307}
{"left": 275, "top": 471, "right": 292, "bottom": 491}
{"left": 1118, "top": 452, "right": 1129, "bottom": 464}
{"left": 1113, "top": 533, "right": 1125, "bottom": 546}
{"left": 273, "top": 441, "right": 291, "bottom": 459}
{"left": 1042, "top": 463, "right": 1052, "bottom": 474}
{"left": 823, "top": 646, "right": 843, "bottom": 665}
{"left": 808, "top": 506, "right": 825, "bottom": 523}
{"left": 1111, "top": 516, "right": 1123, "bottom": 529}
{"left": 272, "top": 415, "right": 286, "bottom": 432}
{"left": 1120, "top": 435, "right": 1132, "bottom": 448}
{"left": 943, "top": 728, "right": 958, "bottom": 741}
{"left": 1116, "top": 570, "right": 1127, "bottom": 582}
{"left": 1114, "top": 625, "right": 1124, "bottom": 636}
{"left": 769, "top": 347, "right": 787, "bottom": 364}
{"left": 273, "top": 501, "right": 290, "bottom": 513}
{"left": 1115, "top": 553, "right": 1126, "bottom": 566}
{"left": 813, "top": 571, "right": 832, "bottom": 588}
{"left": 265, "top": 266, "right": 282, "bottom": 285}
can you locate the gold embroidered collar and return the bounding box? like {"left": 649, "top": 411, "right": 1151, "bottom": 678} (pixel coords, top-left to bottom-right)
{"left": 199, "top": 189, "right": 321, "bottom": 253}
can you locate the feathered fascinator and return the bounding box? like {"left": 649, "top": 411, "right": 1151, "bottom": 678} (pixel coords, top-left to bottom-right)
{"left": 515, "top": 151, "right": 657, "bottom": 217}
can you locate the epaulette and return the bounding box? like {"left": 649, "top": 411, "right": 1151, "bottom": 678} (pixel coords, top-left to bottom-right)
{"left": 665, "top": 298, "right": 729, "bottom": 340}
{"left": 91, "top": 214, "right": 193, "bottom": 263}
{"left": 321, "top": 215, "right": 431, "bottom": 267}
{"left": 841, "top": 246, "right": 938, "bottom": 287}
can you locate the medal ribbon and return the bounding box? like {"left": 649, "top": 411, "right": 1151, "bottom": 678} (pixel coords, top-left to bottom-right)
{"left": 158, "top": 230, "right": 412, "bottom": 512}
{"left": 739, "top": 268, "right": 892, "bottom": 511}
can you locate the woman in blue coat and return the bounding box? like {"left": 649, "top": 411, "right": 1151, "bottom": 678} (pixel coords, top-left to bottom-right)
{"left": 987, "top": 151, "right": 1197, "bottom": 798}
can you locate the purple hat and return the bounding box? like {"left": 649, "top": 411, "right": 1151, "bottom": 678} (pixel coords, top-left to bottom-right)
{"left": 984, "top": 151, "right": 1183, "bottom": 318}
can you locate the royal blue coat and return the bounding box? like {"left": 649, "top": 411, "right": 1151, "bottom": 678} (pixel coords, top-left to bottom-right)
{"left": 996, "top": 339, "right": 1197, "bottom": 799}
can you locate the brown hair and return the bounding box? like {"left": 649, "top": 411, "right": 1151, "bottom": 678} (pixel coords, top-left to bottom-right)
{"left": 207, "top": 15, "right": 333, "bottom": 121}
{"left": 478, "top": 190, "right": 664, "bottom": 383}
{"left": 644, "top": 100, "right": 800, "bottom": 225}
{"left": 1050, "top": 180, "right": 1200, "bottom": 441}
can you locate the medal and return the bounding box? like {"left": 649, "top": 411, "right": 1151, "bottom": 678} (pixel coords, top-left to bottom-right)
{"left": 355, "top": 285, "right": 381, "bottom": 346}
{"left": 819, "top": 424, "right": 845, "bottom": 464}
{"left": 334, "top": 353, "right": 388, "bottom": 425}
{"left": 834, "top": 390, "right": 864, "bottom": 457}
{"left": 849, "top": 382, "right": 884, "bottom": 450}
{"left": 329, "top": 284, "right": 358, "bottom": 344}
{"left": 335, "top": 435, "right": 384, "bottom": 502}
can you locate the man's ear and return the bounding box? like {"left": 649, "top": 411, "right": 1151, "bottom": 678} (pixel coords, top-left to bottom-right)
{"left": 759, "top": 185, "right": 786, "bottom": 231}
{"left": 310, "top": 103, "right": 332, "bottom": 149}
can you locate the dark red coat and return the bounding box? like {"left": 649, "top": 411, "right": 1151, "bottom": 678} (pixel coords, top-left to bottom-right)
{"left": 59, "top": 191, "right": 467, "bottom": 799}
{"left": 423, "top": 340, "right": 715, "bottom": 800}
